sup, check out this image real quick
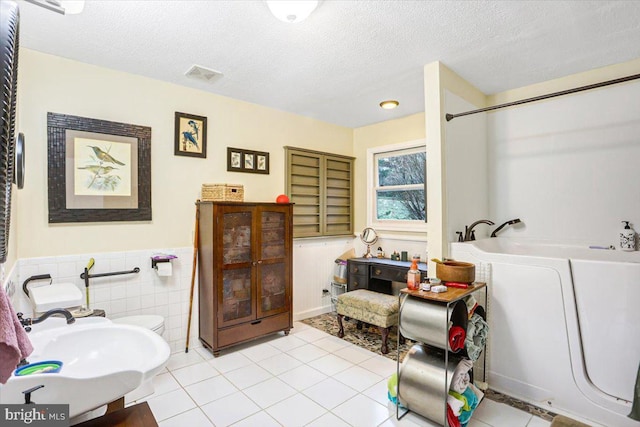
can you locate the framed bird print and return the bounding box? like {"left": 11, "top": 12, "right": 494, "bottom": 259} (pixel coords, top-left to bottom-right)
{"left": 174, "top": 112, "right": 207, "bottom": 158}
{"left": 47, "top": 112, "right": 152, "bottom": 223}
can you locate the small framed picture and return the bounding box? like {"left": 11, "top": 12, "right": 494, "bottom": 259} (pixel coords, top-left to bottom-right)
{"left": 227, "top": 147, "right": 269, "bottom": 174}
{"left": 244, "top": 153, "right": 254, "bottom": 169}
{"left": 230, "top": 151, "right": 241, "bottom": 168}
{"left": 174, "top": 112, "right": 207, "bottom": 158}
{"left": 257, "top": 154, "right": 268, "bottom": 172}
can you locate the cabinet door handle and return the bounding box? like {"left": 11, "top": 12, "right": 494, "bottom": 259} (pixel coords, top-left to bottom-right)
{"left": 257, "top": 260, "right": 263, "bottom": 264}
{"left": 251, "top": 320, "right": 262, "bottom": 325}
{"left": 354, "top": 267, "right": 359, "bottom": 273}
{"left": 374, "top": 269, "right": 381, "bottom": 276}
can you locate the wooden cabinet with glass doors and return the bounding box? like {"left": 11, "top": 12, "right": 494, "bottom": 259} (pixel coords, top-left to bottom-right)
{"left": 197, "top": 201, "right": 293, "bottom": 356}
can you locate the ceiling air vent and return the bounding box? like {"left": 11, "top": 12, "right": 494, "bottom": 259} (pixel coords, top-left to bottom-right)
{"left": 184, "top": 65, "right": 223, "bottom": 83}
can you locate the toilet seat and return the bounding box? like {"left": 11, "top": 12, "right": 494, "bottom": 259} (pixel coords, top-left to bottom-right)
{"left": 113, "top": 315, "right": 165, "bottom": 334}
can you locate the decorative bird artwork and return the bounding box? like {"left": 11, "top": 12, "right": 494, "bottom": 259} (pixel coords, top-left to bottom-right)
{"left": 78, "top": 143, "right": 125, "bottom": 191}
{"left": 182, "top": 119, "right": 201, "bottom": 151}
{"left": 88, "top": 145, "right": 125, "bottom": 166}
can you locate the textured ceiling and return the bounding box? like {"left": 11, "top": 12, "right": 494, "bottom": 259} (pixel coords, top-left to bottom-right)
{"left": 15, "top": 0, "right": 640, "bottom": 128}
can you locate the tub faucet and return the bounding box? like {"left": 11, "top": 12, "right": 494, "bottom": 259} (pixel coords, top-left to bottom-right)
{"left": 17, "top": 309, "right": 75, "bottom": 332}
{"left": 491, "top": 218, "right": 522, "bottom": 237}
{"left": 464, "top": 220, "right": 495, "bottom": 241}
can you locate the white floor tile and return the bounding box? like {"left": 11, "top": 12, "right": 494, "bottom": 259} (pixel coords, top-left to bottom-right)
{"left": 278, "top": 364, "right": 328, "bottom": 391}
{"left": 307, "top": 353, "right": 354, "bottom": 376}
{"left": 166, "top": 350, "right": 205, "bottom": 371}
{"left": 158, "top": 407, "right": 213, "bottom": 427}
{"left": 313, "top": 335, "right": 352, "bottom": 352}
{"left": 194, "top": 347, "right": 215, "bottom": 361}
{"left": 302, "top": 377, "right": 358, "bottom": 410}
{"left": 268, "top": 334, "right": 307, "bottom": 352}
{"left": 305, "top": 412, "right": 351, "bottom": 427}
{"left": 230, "top": 410, "right": 281, "bottom": 427}
{"left": 333, "top": 365, "right": 383, "bottom": 392}
{"left": 332, "top": 394, "right": 389, "bottom": 427}
{"left": 467, "top": 418, "right": 493, "bottom": 427}
{"left": 527, "top": 416, "right": 552, "bottom": 427}
{"left": 333, "top": 344, "right": 377, "bottom": 364}
{"left": 240, "top": 341, "right": 282, "bottom": 362}
{"left": 243, "top": 377, "right": 298, "bottom": 408}
{"left": 293, "top": 327, "right": 332, "bottom": 343}
{"left": 359, "top": 355, "right": 398, "bottom": 378}
{"left": 287, "top": 343, "right": 329, "bottom": 363}
{"left": 379, "top": 408, "right": 441, "bottom": 426}
{"left": 152, "top": 372, "right": 182, "bottom": 397}
{"left": 200, "top": 391, "right": 261, "bottom": 427}
{"left": 171, "top": 361, "right": 219, "bottom": 387}
{"left": 362, "top": 379, "right": 391, "bottom": 406}
{"left": 224, "top": 364, "right": 273, "bottom": 389}
{"left": 207, "top": 351, "right": 254, "bottom": 373}
{"left": 184, "top": 375, "right": 238, "bottom": 406}
{"left": 260, "top": 352, "right": 303, "bottom": 375}
{"left": 266, "top": 393, "right": 327, "bottom": 426}
{"left": 292, "top": 321, "right": 311, "bottom": 331}
{"left": 147, "top": 388, "right": 197, "bottom": 422}
{"left": 473, "top": 399, "right": 533, "bottom": 427}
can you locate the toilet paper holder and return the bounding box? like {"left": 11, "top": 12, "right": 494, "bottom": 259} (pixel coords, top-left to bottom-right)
{"left": 151, "top": 254, "right": 177, "bottom": 270}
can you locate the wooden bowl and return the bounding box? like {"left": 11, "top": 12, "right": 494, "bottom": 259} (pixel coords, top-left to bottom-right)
{"left": 435, "top": 261, "right": 475, "bottom": 283}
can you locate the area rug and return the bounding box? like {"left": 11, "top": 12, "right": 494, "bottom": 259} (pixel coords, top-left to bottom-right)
{"left": 301, "top": 312, "right": 556, "bottom": 422}
{"left": 300, "top": 312, "right": 413, "bottom": 362}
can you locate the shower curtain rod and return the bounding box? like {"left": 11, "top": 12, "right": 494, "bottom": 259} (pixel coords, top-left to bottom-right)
{"left": 445, "top": 73, "right": 640, "bottom": 122}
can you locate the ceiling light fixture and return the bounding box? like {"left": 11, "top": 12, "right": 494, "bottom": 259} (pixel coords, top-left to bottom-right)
{"left": 379, "top": 100, "right": 400, "bottom": 110}
{"left": 24, "top": 0, "right": 85, "bottom": 15}
{"left": 266, "top": 1, "right": 318, "bottom": 23}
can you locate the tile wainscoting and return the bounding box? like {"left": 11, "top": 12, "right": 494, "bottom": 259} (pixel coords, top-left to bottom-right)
{"left": 5, "top": 235, "right": 426, "bottom": 354}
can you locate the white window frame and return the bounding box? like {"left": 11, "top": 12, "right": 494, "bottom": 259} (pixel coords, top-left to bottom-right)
{"left": 367, "top": 139, "right": 427, "bottom": 233}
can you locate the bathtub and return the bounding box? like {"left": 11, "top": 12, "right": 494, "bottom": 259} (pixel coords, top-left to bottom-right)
{"left": 451, "top": 238, "right": 640, "bottom": 427}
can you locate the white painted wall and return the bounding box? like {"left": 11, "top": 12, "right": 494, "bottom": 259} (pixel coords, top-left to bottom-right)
{"left": 444, "top": 91, "right": 489, "bottom": 244}
{"left": 487, "top": 80, "right": 640, "bottom": 246}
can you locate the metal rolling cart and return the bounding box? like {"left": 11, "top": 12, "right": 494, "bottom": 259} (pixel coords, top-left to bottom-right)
{"left": 396, "top": 283, "right": 487, "bottom": 426}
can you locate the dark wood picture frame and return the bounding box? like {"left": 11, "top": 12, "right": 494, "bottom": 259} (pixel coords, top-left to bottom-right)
{"left": 47, "top": 112, "right": 152, "bottom": 223}
{"left": 174, "top": 112, "right": 207, "bottom": 158}
{"left": 227, "top": 147, "right": 269, "bottom": 174}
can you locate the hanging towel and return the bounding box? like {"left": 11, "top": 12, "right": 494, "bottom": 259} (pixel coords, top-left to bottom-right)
{"left": 463, "top": 295, "right": 478, "bottom": 318}
{"left": 448, "top": 390, "right": 470, "bottom": 411}
{"left": 0, "top": 285, "right": 33, "bottom": 384}
{"left": 449, "top": 325, "right": 466, "bottom": 352}
{"left": 630, "top": 361, "right": 640, "bottom": 421}
{"left": 468, "top": 382, "right": 485, "bottom": 403}
{"left": 447, "top": 404, "right": 461, "bottom": 427}
{"left": 465, "top": 312, "right": 489, "bottom": 361}
{"left": 447, "top": 393, "right": 465, "bottom": 416}
{"left": 450, "top": 358, "right": 473, "bottom": 394}
{"left": 458, "top": 386, "right": 480, "bottom": 425}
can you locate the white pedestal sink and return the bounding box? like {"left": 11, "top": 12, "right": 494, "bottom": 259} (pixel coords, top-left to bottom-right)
{"left": 0, "top": 317, "right": 170, "bottom": 420}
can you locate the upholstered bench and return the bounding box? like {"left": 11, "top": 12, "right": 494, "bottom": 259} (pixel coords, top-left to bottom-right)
{"left": 336, "top": 289, "right": 399, "bottom": 354}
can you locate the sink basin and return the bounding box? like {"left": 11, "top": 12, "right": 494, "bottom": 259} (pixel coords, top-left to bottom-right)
{"left": 0, "top": 317, "right": 170, "bottom": 419}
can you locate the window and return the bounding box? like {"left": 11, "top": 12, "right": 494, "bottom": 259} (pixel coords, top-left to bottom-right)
{"left": 368, "top": 141, "right": 426, "bottom": 231}
{"left": 285, "top": 147, "right": 354, "bottom": 238}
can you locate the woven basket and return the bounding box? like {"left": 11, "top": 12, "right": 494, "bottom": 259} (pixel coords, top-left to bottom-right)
{"left": 202, "top": 184, "right": 244, "bottom": 202}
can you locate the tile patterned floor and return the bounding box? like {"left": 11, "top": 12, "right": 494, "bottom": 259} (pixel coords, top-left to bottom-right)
{"left": 133, "top": 322, "right": 551, "bottom": 427}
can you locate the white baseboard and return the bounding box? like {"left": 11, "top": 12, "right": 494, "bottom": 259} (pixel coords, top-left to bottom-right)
{"left": 293, "top": 304, "right": 333, "bottom": 321}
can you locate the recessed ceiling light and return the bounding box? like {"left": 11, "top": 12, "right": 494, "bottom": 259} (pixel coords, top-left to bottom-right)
{"left": 379, "top": 100, "right": 399, "bottom": 110}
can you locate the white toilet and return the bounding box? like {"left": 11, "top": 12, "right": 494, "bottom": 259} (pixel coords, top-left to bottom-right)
{"left": 112, "top": 315, "right": 165, "bottom": 336}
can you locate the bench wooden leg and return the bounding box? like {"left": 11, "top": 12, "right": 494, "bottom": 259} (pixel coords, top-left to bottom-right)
{"left": 337, "top": 313, "right": 345, "bottom": 338}
{"left": 380, "top": 326, "right": 390, "bottom": 354}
